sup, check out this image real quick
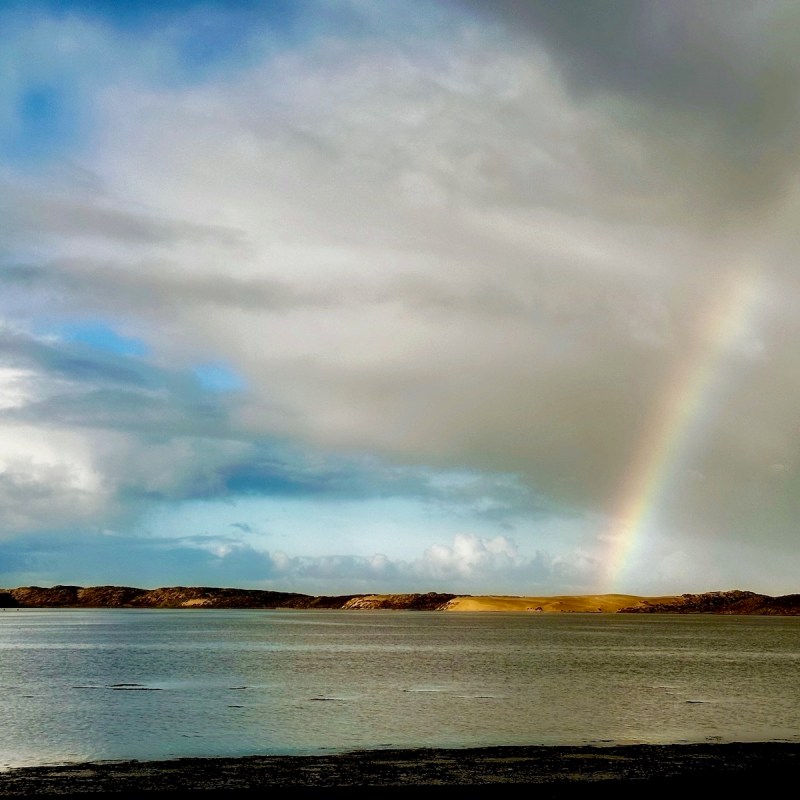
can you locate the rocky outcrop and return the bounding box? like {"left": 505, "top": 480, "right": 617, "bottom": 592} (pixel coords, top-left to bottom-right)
{"left": 618, "top": 590, "right": 800, "bottom": 615}
{"left": 125, "top": 586, "right": 359, "bottom": 610}
{"left": 342, "top": 592, "right": 457, "bottom": 610}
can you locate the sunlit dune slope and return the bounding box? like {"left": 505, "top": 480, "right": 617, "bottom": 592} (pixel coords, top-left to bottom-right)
{"left": 442, "top": 594, "right": 681, "bottom": 612}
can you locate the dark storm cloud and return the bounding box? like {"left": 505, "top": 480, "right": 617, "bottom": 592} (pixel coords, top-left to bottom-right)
{"left": 458, "top": 0, "right": 800, "bottom": 222}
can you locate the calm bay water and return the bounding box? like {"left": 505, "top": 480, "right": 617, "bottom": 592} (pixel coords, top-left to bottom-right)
{"left": 1, "top": 609, "right": 799, "bottom": 770}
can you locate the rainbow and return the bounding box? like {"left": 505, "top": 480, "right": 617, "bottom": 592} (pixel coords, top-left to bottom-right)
{"left": 601, "top": 266, "right": 763, "bottom": 591}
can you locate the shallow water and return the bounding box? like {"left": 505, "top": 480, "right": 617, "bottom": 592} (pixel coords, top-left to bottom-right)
{"left": 1, "top": 609, "right": 799, "bottom": 770}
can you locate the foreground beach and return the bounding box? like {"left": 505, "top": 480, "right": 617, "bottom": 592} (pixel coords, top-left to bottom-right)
{"left": 2, "top": 742, "right": 798, "bottom": 796}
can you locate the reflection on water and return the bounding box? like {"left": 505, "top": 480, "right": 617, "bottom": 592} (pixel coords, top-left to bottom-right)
{"left": 1, "top": 609, "right": 799, "bottom": 769}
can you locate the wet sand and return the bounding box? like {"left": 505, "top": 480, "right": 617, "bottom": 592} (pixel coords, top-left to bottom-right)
{"left": 2, "top": 742, "right": 798, "bottom": 796}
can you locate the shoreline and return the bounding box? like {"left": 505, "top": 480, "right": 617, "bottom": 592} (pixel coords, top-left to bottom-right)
{"left": 3, "top": 742, "right": 800, "bottom": 796}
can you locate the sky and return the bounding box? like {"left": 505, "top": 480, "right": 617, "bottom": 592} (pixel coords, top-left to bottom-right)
{"left": 2, "top": 0, "right": 800, "bottom": 597}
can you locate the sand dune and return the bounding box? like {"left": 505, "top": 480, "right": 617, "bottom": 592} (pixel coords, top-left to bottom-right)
{"left": 442, "top": 594, "right": 680, "bottom": 613}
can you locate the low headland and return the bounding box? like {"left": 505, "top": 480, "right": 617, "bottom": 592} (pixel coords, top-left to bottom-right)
{"left": 2, "top": 584, "right": 800, "bottom": 614}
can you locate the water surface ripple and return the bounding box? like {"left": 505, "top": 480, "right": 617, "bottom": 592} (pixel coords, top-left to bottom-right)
{"left": 1, "top": 609, "right": 798, "bottom": 770}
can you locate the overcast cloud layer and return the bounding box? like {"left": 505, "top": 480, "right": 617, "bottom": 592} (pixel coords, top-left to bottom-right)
{"left": 1, "top": 0, "right": 799, "bottom": 596}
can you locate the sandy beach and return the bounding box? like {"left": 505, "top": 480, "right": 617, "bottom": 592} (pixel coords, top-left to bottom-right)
{"left": 2, "top": 742, "right": 799, "bottom": 796}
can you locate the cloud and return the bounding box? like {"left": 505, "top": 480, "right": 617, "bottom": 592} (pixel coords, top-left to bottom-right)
{"left": 0, "top": 529, "right": 589, "bottom": 595}
{"left": 1, "top": 1, "right": 800, "bottom": 594}
{"left": 0, "top": 421, "right": 107, "bottom": 533}
{"left": 457, "top": 0, "right": 800, "bottom": 225}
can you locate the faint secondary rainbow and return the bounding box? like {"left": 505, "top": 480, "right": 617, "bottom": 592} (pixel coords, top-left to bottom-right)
{"left": 601, "top": 266, "right": 764, "bottom": 591}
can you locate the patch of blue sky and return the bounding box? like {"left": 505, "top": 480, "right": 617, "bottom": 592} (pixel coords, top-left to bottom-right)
{"left": 192, "top": 361, "right": 246, "bottom": 393}
{"left": 174, "top": 4, "right": 299, "bottom": 78}
{"left": 0, "top": 0, "right": 442, "bottom": 171}
{"left": 135, "top": 491, "right": 571, "bottom": 572}
{"left": 27, "top": 0, "right": 298, "bottom": 31}
{"left": 0, "top": 1, "right": 304, "bottom": 170}
{"left": 0, "top": 18, "right": 93, "bottom": 169}
{"left": 138, "top": 494, "right": 481, "bottom": 560}
{"left": 45, "top": 321, "right": 150, "bottom": 357}
{"left": 220, "top": 465, "right": 330, "bottom": 498}
{"left": 15, "top": 0, "right": 310, "bottom": 83}
{"left": 1, "top": 81, "right": 82, "bottom": 166}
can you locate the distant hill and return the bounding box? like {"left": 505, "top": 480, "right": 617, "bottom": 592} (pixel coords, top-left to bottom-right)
{"left": 617, "top": 589, "right": 800, "bottom": 615}
{"left": 0, "top": 585, "right": 455, "bottom": 611}
{"left": 1, "top": 585, "right": 800, "bottom": 614}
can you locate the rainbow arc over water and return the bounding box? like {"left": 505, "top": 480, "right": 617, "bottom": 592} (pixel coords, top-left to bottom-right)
{"left": 601, "top": 266, "right": 764, "bottom": 591}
